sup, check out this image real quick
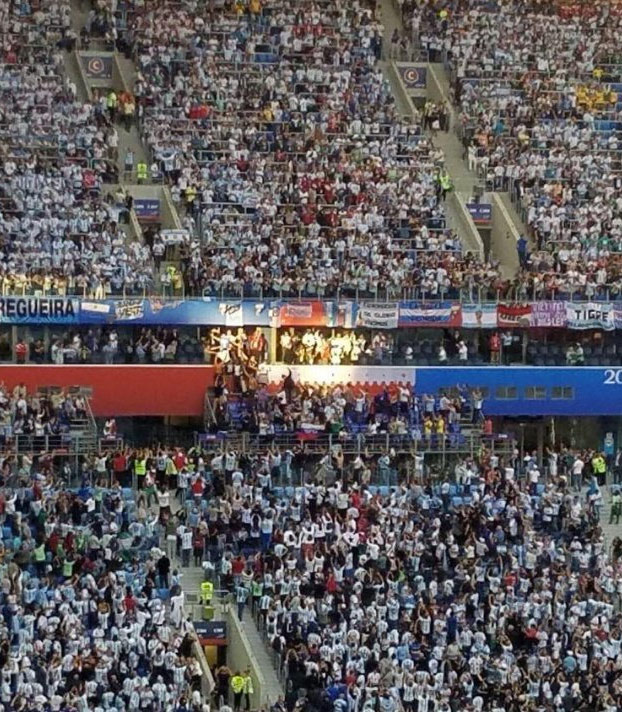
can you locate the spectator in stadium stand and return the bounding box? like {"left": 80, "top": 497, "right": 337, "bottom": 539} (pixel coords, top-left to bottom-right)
{"left": 398, "top": 0, "right": 622, "bottom": 299}
{"left": 489, "top": 332, "right": 501, "bottom": 365}
{"left": 99, "top": 432, "right": 621, "bottom": 712}
{"left": 0, "top": 2, "right": 155, "bottom": 297}
{"left": 121, "top": 0, "right": 518, "bottom": 301}
{"left": 14, "top": 340, "right": 28, "bottom": 364}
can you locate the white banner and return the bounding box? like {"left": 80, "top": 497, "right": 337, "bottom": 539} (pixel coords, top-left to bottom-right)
{"left": 261, "top": 365, "right": 416, "bottom": 387}
{"left": 356, "top": 302, "right": 399, "bottom": 329}
{"left": 81, "top": 301, "right": 111, "bottom": 315}
{"left": 218, "top": 302, "right": 243, "bottom": 327}
{"left": 461, "top": 304, "right": 497, "bottom": 328}
{"left": 566, "top": 302, "right": 614, "bottom": 331}
{"left": 160, "top": 229, "right": 189, "bottom": 245}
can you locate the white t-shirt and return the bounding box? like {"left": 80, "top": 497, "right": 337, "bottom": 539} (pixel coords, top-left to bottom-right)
{"left": 182, "top": 531, "right": 193, "bottom": 550}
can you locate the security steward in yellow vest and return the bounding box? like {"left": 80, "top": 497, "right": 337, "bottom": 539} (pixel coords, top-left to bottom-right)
{"left": 231, "top": 672, "right": 245, "bottom": 710}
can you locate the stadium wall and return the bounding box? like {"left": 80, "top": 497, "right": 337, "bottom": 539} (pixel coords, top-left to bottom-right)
{"left": 0, "top": 365, "right": 214, "bottom": 416}
{"left": 2, "top": 365, "right": 622, "bottom": 417}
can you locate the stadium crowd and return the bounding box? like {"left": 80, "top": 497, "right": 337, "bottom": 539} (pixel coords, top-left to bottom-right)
{"left": 116, "top": 0, "right": 622, "bottom": 301}
{"left": 211, "top": 373, "right": 487, "bottom": 451}
{"left": 84, "top": 435, "right": 620, "bottom": 712}
{"left": 238, "top": 449, "right": 621, "bottom": 712}
{"left": 0, "top": 382, "right": 87, "bottom": 444}
{"left": 124, "top": 0, "right": 501, "bottom": 300}
{"left": 0, "top": 449, "right": 209, "bottom": 712}
{"left": 408, "top": 0, "right": 622, "bottom": 299}
{"left": 4, "top": 0, "right": 622, "bottom": 301}
{"left": 5, "top": 0, "right": 622, "bottom": 711}
{"left": 0, "top": 0, "right": 155, "bottom": 298}
{"left": 9, "top": 323, "right": 622, "bottom": 367}
{"left": 0, "top": 374, "right": 618, "bottom": 712}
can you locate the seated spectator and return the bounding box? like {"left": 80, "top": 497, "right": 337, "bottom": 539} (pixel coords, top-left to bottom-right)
{"left": 0, "top": 4, "right": 155, "bottom": 297}
{"left": 416, "top": 0, "right": 622, "bottom": 299}
{"left": 123, "top": 0, "right": 490, "bottom": 299}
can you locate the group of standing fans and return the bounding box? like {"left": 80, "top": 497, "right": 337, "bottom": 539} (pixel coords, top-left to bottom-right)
{"left": 0, "top": 377, "right": 619, "bottom": 712}
{"left": 0, "top": 440, "right": 209, "bottom": 711}
{"left": 98, "top": 436, "right": 622, "bottom": 712}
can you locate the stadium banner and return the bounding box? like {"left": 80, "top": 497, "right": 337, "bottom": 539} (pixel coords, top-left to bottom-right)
{"left": 0, "top": 297, "right": 81, "bottom": 324}
{"left": 356, "top": 302, "right": 399, "bottom": 329}
{"left": 81, "top": 299, "right": 273, "bottom": 326}
{"left": 398, "top": 301, "right": 462, "bottom": 327}
{"left": 11, "top": 297, "right": 622, "bottom": 330}
{"left": 143, "top": 299, "right": 273, "bottom": 326}
{"left": 160, "top": 229, "right": 189, "bottom": 245}
{"left": 193, "top": 620, "right": 227, "bottom": 646}
{"left": 566, "top": 302, "right": 614, "bottom": 331}
{"left": 530, "top": 301, "right": 566, "bottom": 328}
{"left": 326, "top": 301, "right": 357, "bottom": 329}
{"left": 81, "top": 54, "right": 113, "bottom": 79}
{"left": 134, "top": 198, "right": 161, "bottom": 221}
{"left": 466, "top": 203, "right": 492, "bottom": 224}
{"left": 261, "top": 365, "right": 416, "bottom": 387}
{"left": 276, "top": 301, "right": 327, "bottom": 327}
{"left": 398, "top": 65, "right": 427, "bottom": 89}
{"left": 461, "top": 304, "right": 497, "bottom": 328}
{"left": 497, "top": 303, "right": 532, "bottom": 328}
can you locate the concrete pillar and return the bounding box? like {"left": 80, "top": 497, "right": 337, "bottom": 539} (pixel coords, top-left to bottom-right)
{"left": 269, "top": 327, "right": 278, "bottom": 363}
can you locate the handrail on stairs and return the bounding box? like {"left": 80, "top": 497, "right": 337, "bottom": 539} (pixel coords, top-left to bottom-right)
{"left": 203, "top": 389, "right": 217, "bottom": 429}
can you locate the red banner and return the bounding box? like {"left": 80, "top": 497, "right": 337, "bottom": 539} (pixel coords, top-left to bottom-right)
{"left": 277, "top": 301, "right": 327, "bottom": 327}
{"left": 497, "top": 303, "right": 532, "bottom": 328}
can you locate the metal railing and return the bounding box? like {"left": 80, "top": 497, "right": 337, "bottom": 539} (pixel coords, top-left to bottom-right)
{"left": 11, "top": 432, "right": 94, "bottom": 456}
{"left": 195, "top": 428, "right": 514, "bottom": 461}
{"left": 4, "top": 283, "right": 622, "bottom": 303}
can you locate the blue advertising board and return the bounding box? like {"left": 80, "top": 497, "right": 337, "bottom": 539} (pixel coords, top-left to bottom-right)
{"left": 0, "top": 297, "right": 276, "bottom": 326}
{"left": 0, "top": 297, "right": 80, "bottom": 324}
{"left": 134, "top": 199, "right": 161, "bottom": 221}
{"left": 81, "top": 298, "right": 276, "bottom": 326}
{"left": 6, "top": 297, "right": 622, "bottom": 331}
{"left": 466, "top": 202, "right": 492, "bottom": 223}
{"left": 415, "top": 366, "right": 622, "bottom": 416}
